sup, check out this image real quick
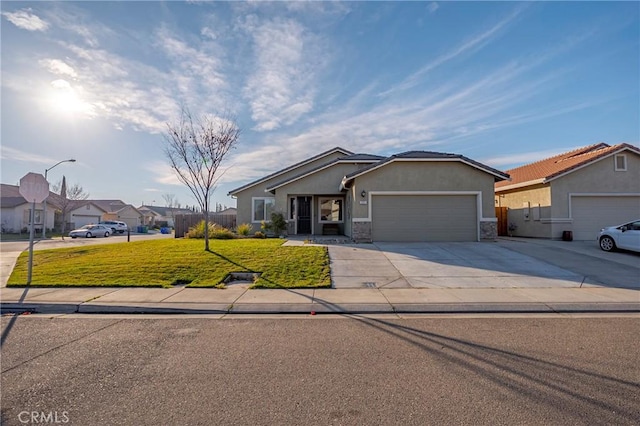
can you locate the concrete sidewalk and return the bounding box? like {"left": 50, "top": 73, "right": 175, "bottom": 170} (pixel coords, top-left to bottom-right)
{"left": 1, "top": 236, "right": 638, "bottom": 315}
{"left": 1, "top": 285, "right": 638, "bottom": 315}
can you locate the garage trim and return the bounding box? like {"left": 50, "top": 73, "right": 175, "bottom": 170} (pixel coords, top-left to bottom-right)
{"left": 568, "top": 193, "right": 640, "bottom": 219}
{"left": 352, "top": 191, "right": 484, "bottom": 241}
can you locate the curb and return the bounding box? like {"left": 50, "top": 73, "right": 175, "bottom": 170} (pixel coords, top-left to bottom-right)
{"left": 3, "top": 302, "right": 640, "bottom": 315}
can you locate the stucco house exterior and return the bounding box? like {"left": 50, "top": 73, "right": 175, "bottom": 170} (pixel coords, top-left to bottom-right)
{"left": 228, "top": 147, "right": 509, "bottom": 242}
{"left": 0, "top": 184, "right": 58, "bottom": 233}
{"left": 138, "top": 205, "right": 198, "bottom": 227}
{"left": 495, "top": 143, "right": 640, "bottom": 240}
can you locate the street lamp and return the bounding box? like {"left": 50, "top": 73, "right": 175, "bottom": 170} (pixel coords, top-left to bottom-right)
{"left": 42, "top": 158, "right": 76, "bottom": 238}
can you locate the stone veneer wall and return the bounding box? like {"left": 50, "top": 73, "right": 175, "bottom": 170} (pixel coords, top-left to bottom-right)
{"left": 352, "top": 221, "right": 372, "bottom": 243}
{"left": 480, "top": 221, "right": 497, "bottom": 241}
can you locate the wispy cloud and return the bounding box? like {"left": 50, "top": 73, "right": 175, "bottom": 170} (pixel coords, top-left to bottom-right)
{"left": 427, "top": 2, "right": 439, "bottom": 14}
{"left": 241, "top": 17, "right": 322, "bottom": 131}
{"left": 2, "top": 8, "right": 49, "bottom": 31}
{"left": 1, "top": 146, "right": 64, "bottom": 165}
{"left": 39, "top": 59, "right": 78, "bottom": 78}
{"left": 481, "top": 147, "right": 581, "bottom": 168}
{"left": 380, "top": 4, "right": 529, "bottom": 97}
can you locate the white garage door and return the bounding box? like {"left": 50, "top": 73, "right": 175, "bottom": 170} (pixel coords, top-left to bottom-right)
{"left": 372, "top": 195, "right": 477, "bottom": 242}
{"left": 572, "top": 196, "right": 640, "bottom": 240}
{"left": 71, "top": 214, "right": 101, "bottom": 228}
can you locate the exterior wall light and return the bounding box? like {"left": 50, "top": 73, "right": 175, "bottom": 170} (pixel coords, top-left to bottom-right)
{"left": 361, "top": 190, "right": 366, "bottom": 198}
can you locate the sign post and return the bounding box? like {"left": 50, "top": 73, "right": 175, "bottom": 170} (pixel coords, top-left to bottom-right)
{"left": 19, "top": 173, "right": 50, "bottom": 285}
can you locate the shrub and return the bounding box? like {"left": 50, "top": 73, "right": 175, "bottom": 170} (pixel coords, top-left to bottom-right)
{"left": 254, "top": 231, "right": 266, "bottom": 239}
{"left": 261, "top": 212, "right": 287, "bottom": 237}
{"left": 237, "top": 223, "right": 252, "bottom": 236}
{"left": 186, "top": 220, "right": 235, "bottom": 239}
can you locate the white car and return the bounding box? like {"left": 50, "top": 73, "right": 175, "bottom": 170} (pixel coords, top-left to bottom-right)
{"left": 69, "top": 224, "right": 111, "bottom": 238}
{"left": 598, "top": 220, "right": 640, "bottom": 253}
{"left": 99, "top": 220, "right": 128, "bottom": 234}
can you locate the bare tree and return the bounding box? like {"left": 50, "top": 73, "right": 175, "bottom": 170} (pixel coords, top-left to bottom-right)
{"left": 51, "top": 176, "right": 89, "bottom": 240}
{"left": 162, "top": 193, "right": 179, "bottom": 227}
{"left": 164, "top": 107, "right": 240, "bottom": 250}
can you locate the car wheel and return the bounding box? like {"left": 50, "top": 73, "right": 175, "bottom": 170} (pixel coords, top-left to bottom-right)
{"left": 86, "top": 232, "right": 93, "bottom": 238}
{"left": 599, "top": 236, "right": 616, "bottom": 252}
{"left": 104, "top": 231, "right": 110, "bottom": 237}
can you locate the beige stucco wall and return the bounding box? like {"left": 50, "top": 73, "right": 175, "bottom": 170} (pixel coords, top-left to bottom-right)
{"left": 550, "top": 152, "right": 640, "bottom": 218}
{"left": 233, "top": 151, "right": 347, "bottom": 226}
{"left": 350, "top": 161, "right": 498, "bottom": 219}
{"left": 495, "top": 151, "right": 640, "bottom": 239}
{"left": 496, "top": 184, "right": 552, "bottom": 238}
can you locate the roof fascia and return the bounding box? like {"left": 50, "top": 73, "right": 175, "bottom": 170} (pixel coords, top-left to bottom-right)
{"left": 495, "top": 178, "right": 546, "bottom": 193}
{"left": 341, "top": 157, "right": 509, "bottom": 189}
{"left": 227, "top": 147, "right": 353, "bottom": 195}
{"left": 266, "top": 158, "right": 380, "bottom": 192}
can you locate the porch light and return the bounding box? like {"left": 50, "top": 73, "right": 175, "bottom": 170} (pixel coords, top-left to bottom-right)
{"left": 361, "top": 190, "right": 366, "bottom": 198}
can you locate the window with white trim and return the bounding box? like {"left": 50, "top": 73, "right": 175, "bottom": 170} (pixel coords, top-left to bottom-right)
{"left": 252, "top": 197, "right": 275, "bottom": 222}
{"left": 319, "top": 198, "right": 343, "bottom": 223}
{"left": 23, "top": 209, "right": 43, "bottom": 224}
{"left": 615, "top": 154, "right": 627, "bottom": 171}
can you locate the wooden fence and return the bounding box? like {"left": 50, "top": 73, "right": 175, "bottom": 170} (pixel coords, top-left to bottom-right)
{"left": 174, "top": 213, "right": 237, "bottom": 238}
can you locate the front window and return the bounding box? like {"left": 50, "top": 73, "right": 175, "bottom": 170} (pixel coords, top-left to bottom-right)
{"left": 319, "top": 198, "right": 343, "bottom": 223}
{"left": 252, "top": 197, "right": 275, "bottom": 222}
{"left": 23, "top": 209, "right": 43, "bottom": 224}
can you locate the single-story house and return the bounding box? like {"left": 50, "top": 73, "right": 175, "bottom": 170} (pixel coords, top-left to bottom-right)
{"left": 495, "top": 143, "right": 640, "bottom": 240}
{"left": 0, "top": 184, "right": 58, "bottom": 233}
{"left": 89, "top": 200, "right": 143, "bottom": 230}
{"left": 228, "top": 147, "right": 509, "bottom": 242}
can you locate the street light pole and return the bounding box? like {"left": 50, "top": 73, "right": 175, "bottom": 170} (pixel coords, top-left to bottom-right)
{"left": 42, "top": 158, "right": 76, "bottom": 239}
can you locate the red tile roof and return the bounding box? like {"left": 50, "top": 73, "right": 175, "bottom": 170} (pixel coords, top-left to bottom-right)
{"left": 495, "top": 143, "right": 640, "bottom": 190}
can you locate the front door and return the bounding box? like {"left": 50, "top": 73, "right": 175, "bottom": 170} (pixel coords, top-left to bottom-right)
{"left": 297, "top": 196, "right": 312, "bottom": 234}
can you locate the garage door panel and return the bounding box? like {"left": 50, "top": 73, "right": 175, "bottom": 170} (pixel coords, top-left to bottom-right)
{"left": 572, "top": 196, "right": 640, "bottom": 240}
{"left": 372, "top": 195, "right": 477, "bottom": 242}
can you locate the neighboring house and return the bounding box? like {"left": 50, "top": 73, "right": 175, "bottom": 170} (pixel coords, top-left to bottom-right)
{"left": 137, "top": 205, "right": 196, "bottom": 227}
{"left": 91, "top": 200, "right": 143, "bottom": 230}
{"left": 0, "top": 184, "right": 58, "bottom": 233}
{"left": 495, "top": 143, "right": 640, "bottom": 240}
{"left": 68, "top": 202, "right": 108, "bottom": 228}
{"left": 228, "top": 147, "right": 509, "bottom": 242}
{"left": 217, "top": 207, "right": 237, "bottom": 216}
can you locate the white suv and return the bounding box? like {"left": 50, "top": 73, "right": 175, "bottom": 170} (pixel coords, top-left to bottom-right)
{"left": 99, "top": 220, "right": 128, "bottom": 234}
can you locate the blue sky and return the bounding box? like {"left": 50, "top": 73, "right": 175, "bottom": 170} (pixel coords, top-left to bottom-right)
{"left": 1, "top": 1, "right": 638, "bottom": 209}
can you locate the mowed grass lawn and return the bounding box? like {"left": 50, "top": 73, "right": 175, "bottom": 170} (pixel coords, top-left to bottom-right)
{"left": 7, "top": 239, "right": 330, "bottom": 289}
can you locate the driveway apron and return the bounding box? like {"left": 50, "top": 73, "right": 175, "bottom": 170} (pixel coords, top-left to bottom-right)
{"left": 329, "top": 242, "right": 586, "bottom": 289}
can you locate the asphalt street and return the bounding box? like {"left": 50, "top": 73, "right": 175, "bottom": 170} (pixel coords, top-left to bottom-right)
{"left": 1, "top": 315, "right": 638, "bottom": 425}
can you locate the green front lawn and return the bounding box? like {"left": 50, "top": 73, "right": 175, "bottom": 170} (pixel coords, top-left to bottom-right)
{"left": 7, "top": 239, "right": 330, "bottom": 289}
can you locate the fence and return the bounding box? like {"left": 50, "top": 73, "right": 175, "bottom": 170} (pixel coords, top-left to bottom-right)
{"left": 174, "top": 213, "right": 237, "bottom": 238}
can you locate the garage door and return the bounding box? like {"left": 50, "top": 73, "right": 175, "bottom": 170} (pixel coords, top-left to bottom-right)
{"left": 71, "top": 214, "right": 101, "bottom": 228}
{"left": 572, "top": 196, "right": 640, "bottom": 240}
{"left": 372, "top": 195, "right": 477, "bottom": 242}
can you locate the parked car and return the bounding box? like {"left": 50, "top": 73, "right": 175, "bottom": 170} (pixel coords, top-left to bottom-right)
{"left": 598, "top": 220, "right": 640, "bottom": 253}
{"left": 99, "top": 220, "right": 128, "bottom": 234}
{"left": 69, "top": 224, "right": 111, "bottom": 238}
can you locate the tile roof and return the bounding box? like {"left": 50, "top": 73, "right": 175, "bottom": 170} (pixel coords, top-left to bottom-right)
{"left": 495, "top": 143, "right": 640, "bottom": 189}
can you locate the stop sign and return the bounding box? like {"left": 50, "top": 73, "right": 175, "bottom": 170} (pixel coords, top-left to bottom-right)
{"left": 19, "top": 172, "right": 50, "bottom": 203}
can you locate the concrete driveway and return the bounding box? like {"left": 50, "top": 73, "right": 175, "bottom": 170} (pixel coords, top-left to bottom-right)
{"left": 329, "top": 240, "right": 640, "bottom": 290}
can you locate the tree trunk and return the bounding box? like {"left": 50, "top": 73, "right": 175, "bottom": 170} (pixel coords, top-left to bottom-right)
{"left": 203, "top": 208, "right": 209, "bottom": 251}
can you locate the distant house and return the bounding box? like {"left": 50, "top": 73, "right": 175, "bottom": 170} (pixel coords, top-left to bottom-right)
{"left": 69, "top": 200, "right": 143, "bottom": 230}
{"left": 217, "top": 207, "right": 237, "bottom": 216}
{"left": 228, "top": 147, "right": 509, "bottom": 242}
{"left": 0, "top": 184, "right": 58, "bottom": 233}
{"left": 137, "top": 205, "right": 196, "bottom": 227}
{"left": 495, "top": 143, "right": 640, "bottom": 240}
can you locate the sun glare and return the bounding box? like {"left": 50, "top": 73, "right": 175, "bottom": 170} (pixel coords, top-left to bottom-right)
{"left": 47, "top": 79, "right": 95, "bottom": 117}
